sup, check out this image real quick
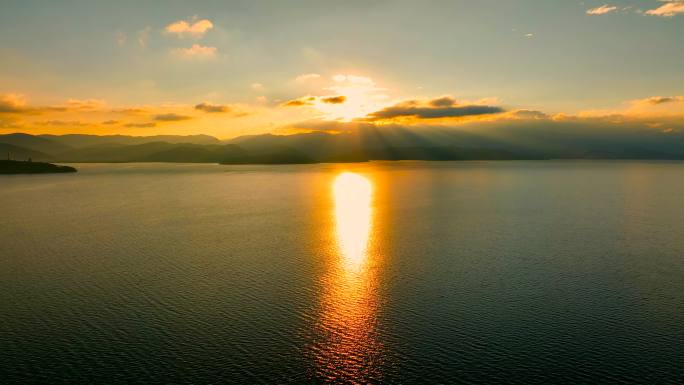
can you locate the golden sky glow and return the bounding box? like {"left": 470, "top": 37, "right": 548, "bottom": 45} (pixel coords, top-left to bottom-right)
{"left": 315, "top": 75, "right": 392, "bottom": 121}
{"left": 1, "top": 1, "right": 683, "bottom": 139}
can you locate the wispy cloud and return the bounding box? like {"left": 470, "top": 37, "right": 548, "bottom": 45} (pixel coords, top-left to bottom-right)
{"left": 0, "top": 94, "right": 28, "bottom": 113}
{"left": 587, "top": 5, "right": 619, "bottom": 15}
{"left": 115, "top": 108, "right": 149, "bottom": 115}
{"left": 295, "top": 73, "right": 321, "bottom": 82}
{"left": 137, "top": 27, "right": 152, "bottom": 48}
{"left": 631, "top": 95, "right": 684, "bottom": 106}
{"left": 578, "top": 95, "right": 684, "bottom": 119}
{"left": 116, "top": 31, "right": 127, "bottom": 46}
{"left": 66, "top": 99, "right": 108, "bottom": 111}
{"left": 0, "top": 118, "right": 23, "bottom": 129}
{"left": 195, "top": 102, "right": 231, "bottom": 113}
{"left": 282, "top": 97, "right": 316, "bottom": 107}
{"left": 0, "top": 94, "right": 68, "bottom": 115}
{"left": 281, "top": 95, "right": 347, "bottom": 107}
{"left": 332, "top": 74, "right": 375, "bottom": 85}
{"left": 153, "top": 113, "right": 192, "bottom": 122}
{"left": 165, "top": 16, "right": 214, "bottom": 38}
{"left": 125, "top": 122, "right": 156, "bottom": 128}
{"left": 171, "top": 44, "right": 218, "bottom": 59}
{"left": 38, "top": 120, "right": 88, "bottom": 127}
{"left": 645, "top": 1, "right": 684, "bottom": 17}
{"left": 511, "top": 110, "right": 549, "bottom": 120}
{"left": 321, "top": 96, "right": 346, "bottom": 104}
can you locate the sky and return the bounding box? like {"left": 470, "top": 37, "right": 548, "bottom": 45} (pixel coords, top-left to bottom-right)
{"left": 0, "top": 0, "right": 683, "bottom": 139}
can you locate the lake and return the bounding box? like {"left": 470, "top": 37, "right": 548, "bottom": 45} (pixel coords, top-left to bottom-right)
{"left": 1, "top": 161, "right": 683, "bottom": 384}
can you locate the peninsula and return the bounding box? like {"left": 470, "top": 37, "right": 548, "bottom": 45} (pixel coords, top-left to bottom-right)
{"left": 0, "top": 160, "right": 77, "bottom": 174}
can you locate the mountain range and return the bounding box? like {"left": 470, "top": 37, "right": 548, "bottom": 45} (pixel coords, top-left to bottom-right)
{"left": 2, "top": 125, "right": 684, "bottom": 164}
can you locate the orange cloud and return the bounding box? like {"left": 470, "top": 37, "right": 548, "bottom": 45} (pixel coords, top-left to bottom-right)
{"left": 645, "top": 1, "right": 684, "bottom": 17}
{"left": 0, "top": 94, "right": 69, "bottom": 114}
{"left": 165, "top": 17, "right": 214, "bottom": 38}
{"left": 321, "top": 96, "right": 346, "bottom": 104}
{"left": 630, "top": 96, "right": 684, "bottom": 106}
{"left": 282, "top": 97, "right": 316, "bottom": 107}
{"left": 0, "top": 94, "right": 28, "bottom": 113}
{"left": 587, "top": 5, "right": 618, "bottom": 15}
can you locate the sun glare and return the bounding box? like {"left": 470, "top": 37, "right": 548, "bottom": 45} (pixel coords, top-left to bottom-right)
{"left": 333, "top": 172, "right": 373, "bottom": 270}
{"left": 315, "top": 172, "right": 382, "bottom": 382}
{"left": 316, "top": 74, "right": 391, "bottom": 121}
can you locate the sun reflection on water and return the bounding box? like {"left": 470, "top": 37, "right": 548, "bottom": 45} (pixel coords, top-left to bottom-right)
{"left": 333, "top": 172, "right": 373, "bottom": 272}
{"left": 310, "top": 172, "right": 385, "bottom": 383}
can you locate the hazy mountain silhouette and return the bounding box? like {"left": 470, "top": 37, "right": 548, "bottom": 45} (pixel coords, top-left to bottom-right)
{"left": 56, "top": 142, "right": 245, "bottom": 163}
{"left": 0, "top": 133, "right": 72, "bottom": 155}
{"left": 3, "top": 126, "right": 684, "bottom": 164}
{"left": 221, "top": 145, "right": 315, "bottom": 164}
{"left": 0, "top": 143, "right": 51, "bottom": 161}
{"left": 39, "top": 134, "right": 220, "bottom": 148}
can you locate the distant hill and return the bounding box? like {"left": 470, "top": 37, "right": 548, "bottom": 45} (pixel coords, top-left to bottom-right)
{"left": 226, "top": 132, "right": 343, "bottom": 160}
{"left": 225, "top": 131, "right": 542, "bottom": 161}
{"left": 4, "top": 129, "right": 684, "bottom": 164}
{"left": 55, "top": 142, "right": 171, "bottom": 162}
{"left": 55, "top": 142, "right": 247, "bottom": 163}
{"left": 142, "top": 144, "right": 246, "bottom": 163}
{"left": 227, "top": 126, "right": 684, "bottom": 161}
{"left": 0, "top": 143, "right": 52, "bottom": 161}
{"left": 0, "top": 133, "right": 72, "bottom": 155}
{"left": 221, "top": 146, "right": 315, "bottom": 164}
{"left": 40, "top": 134, "right": 221, "bottom": 148}
{"left": 0, "top": 160, "right": 76, "bottom": 174}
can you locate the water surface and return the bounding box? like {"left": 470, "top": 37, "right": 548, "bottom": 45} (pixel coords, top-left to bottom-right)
{"left": 2, "top": 161, "right": 683, "bottom": 384}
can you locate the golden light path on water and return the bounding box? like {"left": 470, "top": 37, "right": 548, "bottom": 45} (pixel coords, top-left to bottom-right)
{"left": 333, "top": 173, "right": 373, "bottom": 272}
{"left": 312, "top": 171, "right": 385, "bottom": 383}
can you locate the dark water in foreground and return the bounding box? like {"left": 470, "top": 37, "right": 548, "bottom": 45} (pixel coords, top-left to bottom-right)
{"left": 1, "top": 161, "right": 683, "bottom": 384}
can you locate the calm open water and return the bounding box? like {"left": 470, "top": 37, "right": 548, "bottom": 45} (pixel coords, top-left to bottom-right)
{"left": 1, "top": 161, "right": 683, "bottom": 384}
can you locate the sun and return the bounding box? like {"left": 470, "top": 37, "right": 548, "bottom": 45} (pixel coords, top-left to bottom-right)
{"left": 316, "top": 96, "right": 372, "bottom": 121}
{"left": 315, "top": 74, "right": 392, "bottom": 121}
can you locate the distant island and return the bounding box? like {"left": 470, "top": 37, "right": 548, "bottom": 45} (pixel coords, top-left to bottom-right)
{"left": 0, "top": 160, "right": 77, "bottom": 174}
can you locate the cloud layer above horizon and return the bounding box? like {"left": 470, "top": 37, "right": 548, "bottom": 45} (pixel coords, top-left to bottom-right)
{"left": 0, "top": 0, "right": 682, "bottom": 138}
